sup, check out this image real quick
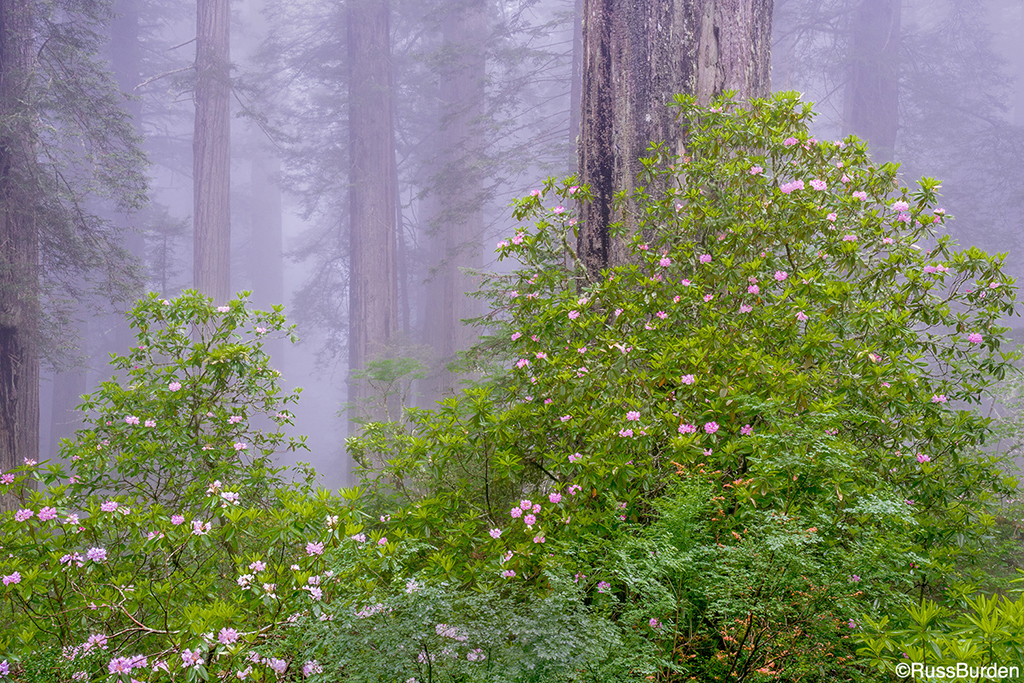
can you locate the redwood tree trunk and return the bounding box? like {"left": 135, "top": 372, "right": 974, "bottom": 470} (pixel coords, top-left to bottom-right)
{"left": 421, "top": 0, "right": 486, "bottom": 403}
{"left": 577, "top": 0, "right": 773, "bottom": 280}
{"left": 347, "top": 0, "right": 398, "bottom": 422}
{"left": 843, "top": 0, "right": 900, "bottom": 161}
{"left": 0, "top": 0, "right": 40, "bottom": 511}
{"left": 194, "top": 0, "right": 231, "bottom": 303}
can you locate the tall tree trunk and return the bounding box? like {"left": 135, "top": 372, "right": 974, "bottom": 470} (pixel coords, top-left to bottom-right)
{"left": 576, "top": 0, "right": 773, "bottom": 280}
{"left": 347, "top": 0, "right": 398, "bottom": 423}
{"left": 843, "top": 0, "right": 900, "bottom": 161}
{"left": 569, "top": 0, "right": 583, "bottom": 174}
{"left": 0, "top": 0, "right": 40, "bottom": 511}
{"left": 422, "top": 0, "right": 486, "bottom": 403}
{"left": 194, "top": 0, "right": 231, "bottom": 303}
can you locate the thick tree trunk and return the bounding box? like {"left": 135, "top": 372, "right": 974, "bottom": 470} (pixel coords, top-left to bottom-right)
{"left": 0, "top": 0, "right": 40, "bottom": 512}
{"left": 347, "top": 0, "right": 398, "bottom": 422}
{"left": 421, "top": 0, "right": 486, "bottom": 403}
{"left": 577, "top": 0, "right": 773, "bottom": 280}
{"left": 194, "top": 0, "right": 231, "bottom": 303}
{"left": 843, "top": 0, "right": 900, "bottom": 161}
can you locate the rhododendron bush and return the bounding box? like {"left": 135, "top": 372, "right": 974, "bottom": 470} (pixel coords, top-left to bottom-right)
{"left": 0, "top": 293, "right": 365, "bottom": 681}
{"left": 346, "top": 92, "right": 1020, "bottom": 680}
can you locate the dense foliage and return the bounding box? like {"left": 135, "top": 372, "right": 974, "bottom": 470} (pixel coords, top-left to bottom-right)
{"left": 348, "top": 91, "right": 1021, "bottom": 680}
{"left": 2, "top": 93, "right": 1021, "bottom": 682}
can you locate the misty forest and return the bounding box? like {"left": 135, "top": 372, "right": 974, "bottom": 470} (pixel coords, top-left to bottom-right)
{"left": 3, "top": 0, "right": 1024, "bottom": 680}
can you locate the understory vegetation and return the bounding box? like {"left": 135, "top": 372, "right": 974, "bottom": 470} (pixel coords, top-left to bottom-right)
{"left": 2, "top": 93, "right": 1023, "bottom": 682}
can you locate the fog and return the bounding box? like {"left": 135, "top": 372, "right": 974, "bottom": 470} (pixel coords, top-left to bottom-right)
{"left": 36, "top": 0, "right": 1024, "bottom": 491}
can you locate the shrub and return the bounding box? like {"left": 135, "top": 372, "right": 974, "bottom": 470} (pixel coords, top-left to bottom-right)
{"left": 0, "top": 292, "right": 355, "bottom": 681}
{"left": 348, "top": 91, "right": 1020, "bottom": 680}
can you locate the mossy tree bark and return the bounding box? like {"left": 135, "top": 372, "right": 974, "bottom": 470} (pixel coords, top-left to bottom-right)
{"left": 577, "top": 0, "right": 773, "bottom": 281}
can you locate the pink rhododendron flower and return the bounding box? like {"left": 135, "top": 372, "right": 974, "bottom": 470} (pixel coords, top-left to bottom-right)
{"left": 967, "top": 333, "right": 983, "bottom": 344}
{"left": 306, "top": 542, "right": 324, "bottom": 556}
{"left": 892, "top": 200, "right": 909, "bottom": 212}
{"left": 649, "top": 617, "right": 661, "bottom": 629}
{"left": 783, "top": 137, "right": 798, "bottom": 147}
{"left": 0, "top": 473, "right": 13, "bottom": 485}
{"left": 38, "top": 506, "right": 57, "bottom": 521}
{"left": 100, "top": 501, "right": 118, "bottom": 512}
{"left": 170, "top": 515, "right": 184, "bottom": 525}
{"left": 916, "top": 453, "right": 931, "bottom": 463}
{"left": 931, "top": 395, "right": 948, "bottom": 404}
{"left": 560, "top": 414, "right": 572, "bottom": 422}
{"left": 502, "top": 569, "right": 516, "bottom": 578}
{"left": 703, "top": 293, "right": 713, "bottom": 302}
{"left": 168, "top": 381, "right": 181, "bottom": 392}
{"left": 679, "top": 423, "right": 696, "bottom": 434}
{"left": 549, "top": 492, "right": 562, "bottom": 504}
{"left": 741, "top": 424, "right": 753, "bottom": 436}
{"left": 748, "top": 284, "right": 759, "bottom": 294}
{"left": 489, "top": 528, "right": 502, "bottom": 539}
{"left": 704, "top": 422, "right": 720, "bottom": 434}
{"left": 569, "top": 452, "right": 582, "bottom": 463}
{"left": 568, "top": 484, "right": 582, "bottom": 496}
{"left": 2, "top": 572, "right": 20, "bottom": 585}
{"left": 659, "top": 256, "right": 671, "bottom": 267}
{"left": 626, "top": 411, "right": 640, "bottom": 421}
{"left": 14, "top": 508, "right": 33, "bottom": 522}
{"left": 740, "top": 304, "right": 752, "bottom": 313}
{"left": 553, "top": 205, "right": 565, "bottom": 214}
{"left": 86, "top": 547, "right": 107, "bottom": 562}
{"left": 699, "top": 254, "right": 712, "bottom": 263}
{"left": 377, "top": 537, "right": 387, "bottom": 546}
{"left": 853, "top": 190, "right": 867, "bottom": 201}
{"left": 568, "top": 310, "right": 579, "bottom": 320}
{"left": 218, "top": 627, "right": 239, "bottom": 645}
{"left": 124, "top": 415, "right": 139, "bottom": 425}
{"left": 810, "top": 179, "right": 827, "bottom": 191}
{"left": 533, "top": 535, "right": 545, "bottom": 543}
{"left": 774, "top": 270, "right": 788, "bottom": 281}
{"left": 619, "top": 428, "right": 634, "bottom": 438}
{"left": 843, "top": 234, "right": 857, "bottom": 242}
{"left": 750, "top": 165, "right": 763, "bottom": 175}
{"left": 796, "top": 311, "right": 808, "bottom": 321}
{"left": 826, "top": 212, "right": 837, "bottom": 221}
{"left": 597, "top": 581, "right": 611, "bottom": 593}
{"left": 233, "top": 442, "right": 248, "bottom": 451}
